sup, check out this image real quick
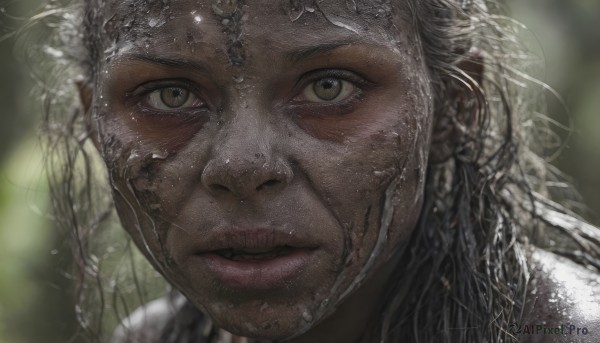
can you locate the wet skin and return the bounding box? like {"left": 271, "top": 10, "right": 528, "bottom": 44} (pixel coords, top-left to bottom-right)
{"left": 91, "top": 0, "right": 432, "bottom": 341}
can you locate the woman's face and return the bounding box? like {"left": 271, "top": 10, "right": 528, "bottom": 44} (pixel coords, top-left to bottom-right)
{"left": 92, "top": 0, "right": 432, "bottom": 339}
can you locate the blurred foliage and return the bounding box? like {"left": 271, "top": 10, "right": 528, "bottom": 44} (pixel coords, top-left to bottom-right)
{"left": 1, "top": 1, "right": 80, "bottom": 342}
{"left": 508, "top": 0, "right": 600, "bottom": 223}
{"left": 0, "top": 0, "right": 599, "bottom": 342}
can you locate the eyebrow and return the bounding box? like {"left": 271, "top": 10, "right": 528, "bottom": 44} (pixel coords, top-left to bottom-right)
{"left": 117, "top": 54, "right": 211, "bottom": 73}
{"left": 115, "top": 38, "right": 370, "bottom": 70}
{"left": 286, "top": 38, "right": 362, "bottom": 63}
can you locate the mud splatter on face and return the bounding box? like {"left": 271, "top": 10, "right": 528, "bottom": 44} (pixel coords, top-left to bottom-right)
{"left": 212, "top": 0, "right": 246, "bottom": 66}
{"left": 92, "top": 0, "right": 434, "bottom": 340}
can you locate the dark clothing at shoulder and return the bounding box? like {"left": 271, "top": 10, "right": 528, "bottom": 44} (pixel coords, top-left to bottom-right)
{"left": 112, "top": 248, "right": 600, "bottom": 343}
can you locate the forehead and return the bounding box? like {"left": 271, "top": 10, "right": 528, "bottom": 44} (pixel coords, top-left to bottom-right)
{"left": 99, "top": 0, "right": 418, "bottom": 59}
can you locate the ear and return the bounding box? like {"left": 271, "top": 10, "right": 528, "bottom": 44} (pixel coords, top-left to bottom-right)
{"left": 77, "top": 80, "right": 101, "bottom": 151}
{"left": 429, "top": 49, "right": 484, "bottom": 164}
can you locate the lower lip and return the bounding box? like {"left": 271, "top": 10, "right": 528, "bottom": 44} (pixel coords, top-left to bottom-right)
{"left": 198, "top": 249, "right": 313, "bottom": 290}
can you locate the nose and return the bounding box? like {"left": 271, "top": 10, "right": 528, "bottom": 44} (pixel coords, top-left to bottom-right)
{"left": 201, "top": 154, "right": 293, "bottom": 199}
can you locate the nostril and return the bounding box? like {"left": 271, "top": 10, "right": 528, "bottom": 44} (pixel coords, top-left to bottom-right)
{"left": 210, "top": 184, "right": 230, "bottom": 193}
{"left": 256, "top": 179, "right": 280, "bottom": 191}
{"left": 263, "top": 180, "right": 279, "bottom": 187}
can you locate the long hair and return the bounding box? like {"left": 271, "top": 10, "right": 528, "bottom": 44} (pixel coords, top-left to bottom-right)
{"left": 25, "top": 0, "right": 600, "bottom": 342}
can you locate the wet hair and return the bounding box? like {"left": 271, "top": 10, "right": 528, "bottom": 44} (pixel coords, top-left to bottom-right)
{"left": 24, "top": 0, "right": 600, "bottom": 342}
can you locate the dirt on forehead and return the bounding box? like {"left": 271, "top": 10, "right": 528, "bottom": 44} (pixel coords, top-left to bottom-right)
{"left": 99, "top": 0, "right": 176, "bottom": 45}
{"left": 94, "top": 0, "right": 408, "bottom": 51}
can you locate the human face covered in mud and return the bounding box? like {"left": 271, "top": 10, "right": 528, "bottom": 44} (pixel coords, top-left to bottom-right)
{"left": 90, "top": 0, "right": 433, "bottom": 340}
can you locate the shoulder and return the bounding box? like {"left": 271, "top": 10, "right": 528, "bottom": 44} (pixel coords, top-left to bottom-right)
{"left": 110, "top": 294, "right": 186, "bottom": 343}
{"left": 518, "top": 248, "right": 600, "bottom": 343}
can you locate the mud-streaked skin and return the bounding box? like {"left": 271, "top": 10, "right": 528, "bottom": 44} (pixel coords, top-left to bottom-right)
{"left": 84, "top": 1, "right": 600, "bottom": 342}
{"left": 90, "top": 0, "right": 430, "bottom": 341}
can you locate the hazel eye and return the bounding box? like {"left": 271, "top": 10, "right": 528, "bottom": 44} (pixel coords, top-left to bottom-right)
{"left": 302, "top": 77, "right": 355, "bottom": 103}
{"left": 144, "top": 87, "right": 204, "bottom": 110}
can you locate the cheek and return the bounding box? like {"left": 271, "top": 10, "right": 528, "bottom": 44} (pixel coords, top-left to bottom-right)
{"left": 97, "top": 116, "right": 183, "bottom": 263}
{"left": 289, "top": 103, "right": 430, "bottom": 266}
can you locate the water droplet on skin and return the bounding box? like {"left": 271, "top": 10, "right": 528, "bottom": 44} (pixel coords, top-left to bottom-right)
{"left": 314, "top": 2, "right": 362, "bottom": 34}
{"left": 148, "top": 18, "right": 166, "bottom": 27}
{"left": 281, "top": 0, "right": 307, "bottom": 22}
{"left": 127, "top": 150, "right": 141, "bottom": 163}
{"left": 302, "top": 310, "right": 313, "bottom": 322}
{"left": 152, "top": 151, "right": 169, "bottom": 160}
{"left": 225, "top": 159, "right": 230, "bottom": 164}
{"left": 194, "top": 15, "right": 202, "bottom": 23}
{"left": 233, "top": 75, "right": 244, "bottom": 83}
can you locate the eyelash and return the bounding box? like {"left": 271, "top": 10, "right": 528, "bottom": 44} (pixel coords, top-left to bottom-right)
{"left": 127, "top": 70, "right": 370, "bottom": 116}
{"left": 129, "top": 80, "right": 207, "bottom": 116}
{"left": 290, "top": 69, "right": 371, "bottom": 114}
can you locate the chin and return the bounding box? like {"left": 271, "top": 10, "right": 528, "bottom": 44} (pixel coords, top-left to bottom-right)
{"left": 205, "top": 299, "right": 316, "bottom": 340}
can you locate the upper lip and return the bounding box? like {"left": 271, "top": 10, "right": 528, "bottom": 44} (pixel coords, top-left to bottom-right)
{"left": 193, "top": 226, "right": 318, "bottom": 254}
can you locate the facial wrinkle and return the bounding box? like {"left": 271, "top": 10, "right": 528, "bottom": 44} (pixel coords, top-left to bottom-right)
{"left": 362, "top": 205, "right": 372, "bottom": 239}
{"left": 212, "top": 0, "right": 246, "bottom": 66}
{"left": 288, "top": 157, "right": 348, "bottom": 270}
{"left": 274, "top": 156, "right": 355, "bottom": 339}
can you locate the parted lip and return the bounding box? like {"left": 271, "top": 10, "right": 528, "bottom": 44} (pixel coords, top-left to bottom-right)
{"left": 193, "top": 226, "right": 319, "bottom": 254}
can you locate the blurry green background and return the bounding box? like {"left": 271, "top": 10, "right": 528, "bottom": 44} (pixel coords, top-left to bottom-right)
{"left": 0, "top": 0, "right": 599, "bottom": 342}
